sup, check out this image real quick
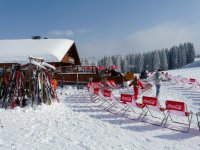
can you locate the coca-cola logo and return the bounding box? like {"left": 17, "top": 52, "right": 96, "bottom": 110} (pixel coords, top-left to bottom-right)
{"left": 167, "top": 104, "right": 182, "bottom": 111}
{"left": 143, "top": 99, "right": 156, "bottom": 106}
{"left": 121, "top": 95, "right": 132, "bottom": 102}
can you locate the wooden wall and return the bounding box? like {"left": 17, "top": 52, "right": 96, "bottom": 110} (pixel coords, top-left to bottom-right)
{"left": 54, "top": 73, "right": 124, "bottom": 85}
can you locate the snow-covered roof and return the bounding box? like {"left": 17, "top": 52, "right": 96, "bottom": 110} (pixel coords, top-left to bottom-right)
{"left": 0, "top": 39, "right": 75, "bottom": 63}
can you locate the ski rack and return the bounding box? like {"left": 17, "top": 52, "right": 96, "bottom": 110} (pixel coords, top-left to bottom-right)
{"left": 29, "top": 56, "right": 55, "bottom": 70}
{"left": 30, "top": 60, "right": 46, "bottom": 70}
{"left": 42, "top": 62, "right": 56, "bottom": 70}
{"left": 28, "top": 56, "right": 59, "bottom": 108}
{"left": 0, "top": 56, "right": 59, "bottom": 109}
{"left": 29, "top": 56, "right": 47, "bottom": 70}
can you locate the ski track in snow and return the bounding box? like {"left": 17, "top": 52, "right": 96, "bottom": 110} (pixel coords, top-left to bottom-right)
{"left": 0, "top": 68, "right": 200, "bottom": 149}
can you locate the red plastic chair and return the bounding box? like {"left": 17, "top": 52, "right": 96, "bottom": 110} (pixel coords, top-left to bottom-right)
{"left": 102, "top": 90, "right": 128, "bottom": 114}
{"left": 141, "top": 96, "right": 166, "bottom": 126}
{"left": 105, "top": 80, "right": 116, "bottom": 89}
{"left": 109, "top": 80, "right": 121, "bottom": 88}
{"left": 89, "top": 87, "right": 103, "bottom": 103}
{"left": 120, "top": 94, "right": 146, "bottom": 120}
{"left": 97, "top": 89, "right": 114, "bottom": 107}
{"left": 188, "top": 78, "right": 198, "bottom": 89}
{"left": 164, "top": 100, "right": 193, "bottom": 133}
{"left": 90, "top": 87, "right": 100, "bottom": 102}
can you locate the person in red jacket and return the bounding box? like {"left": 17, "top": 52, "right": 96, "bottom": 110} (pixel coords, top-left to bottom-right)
{"left": 51, "top": 77, "right": 58, "bottom": 91}
{"left": 129, "top": 76, "right": 144, "bottom": 100}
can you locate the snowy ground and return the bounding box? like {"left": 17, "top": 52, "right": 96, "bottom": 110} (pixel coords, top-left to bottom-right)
{"left": 0, "top": 68, "right": 200, "bottom": 150}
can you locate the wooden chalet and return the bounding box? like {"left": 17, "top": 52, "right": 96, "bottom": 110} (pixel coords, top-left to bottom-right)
{"left": 0, "top": 39, "right": 81, "bottom": 67}
{"left": 0, "top": 39, "right": 124, "bottom": 85}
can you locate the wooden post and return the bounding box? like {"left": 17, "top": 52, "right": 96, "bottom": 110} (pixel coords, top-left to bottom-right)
{"left": 60, "top": 63, "right": 63, "bottom": 92}
{"left": 28, "top": 59, "right": 32, "bottom": 98}
{"left": 40, "top": 70, "right": 44, "bottom": 103}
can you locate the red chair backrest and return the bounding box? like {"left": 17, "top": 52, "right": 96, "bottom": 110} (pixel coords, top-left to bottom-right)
{"left": 103, "top": 89, "right": 111, "bottom": 97}
{"left": 121, "top": 94, "right": 132, "bottom": 104}
{"left": 142, "top": 96, "right": 157, "bottom": 106}
{"left": 110, "top": 80, "right": 116, "bottom": 86}
{"left": 94, "top": 88, "right": 99, "bottom": 95}
{"left": 189, "top": 78, "right": 196, "bottom": 84}
{"left": 106, "top": 80, "right": 109, "bottom": 84}
{"left": 87, "top": 83, "right": 91, "bottom": 91}
{"left": 166, "top": 100, "right": 185, "bottom": 112}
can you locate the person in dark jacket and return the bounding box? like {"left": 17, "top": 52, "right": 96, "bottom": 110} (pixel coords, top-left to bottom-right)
{"left": 154, "top": 69, "right": 161, "bottom": 97}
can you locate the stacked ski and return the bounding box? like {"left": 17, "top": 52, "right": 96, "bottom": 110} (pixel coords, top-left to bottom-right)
{"left": 0, "top": 56, "right": 59, "bottom": 109}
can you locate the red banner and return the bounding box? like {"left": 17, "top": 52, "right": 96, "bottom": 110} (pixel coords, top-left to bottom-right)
{"left": 142, "top": 96, "right": 157, "bottom": 106}
{"left": 166, "top": 100, "right": 185, "bottom": 112}
{"left": 103, "top": 89, "right": 111, "bottom": 97}
{"left": 121, "top": 94, "right": 132, "bottom": 103}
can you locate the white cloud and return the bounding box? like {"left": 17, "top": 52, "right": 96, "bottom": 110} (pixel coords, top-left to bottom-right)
{"left": 79, "top": 22, "right": 200, "bottom": 58}
{"left": 76, "top": 29, "right": 92, "bottom": 33}
{"left": 48, "top": 30, "right": 74, "bottom": 37}
{"left": 48, "top": 29, "right": 92, "bottom": 38}
{"left": 125, "top": 22, "right": 200, "bottom": 52}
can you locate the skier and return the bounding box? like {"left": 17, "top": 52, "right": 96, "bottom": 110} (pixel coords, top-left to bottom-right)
{"left": 154, "top": 69, "right": 161, "bottom": 97}
{"left": 129, "top": 76, "right": 144, "bottom": 100}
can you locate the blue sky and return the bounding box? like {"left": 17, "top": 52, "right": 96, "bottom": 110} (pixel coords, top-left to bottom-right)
{"left": 0, "top": 0, "right": 200, "bottom": 58}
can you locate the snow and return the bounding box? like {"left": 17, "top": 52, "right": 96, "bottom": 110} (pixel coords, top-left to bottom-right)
{"left": 0, "top": 39, "right": 74, "bottom": 63}
{"left": 1, "top": 67, "right": 200, "bottom": 149}
{"left": 181, "top": 58, "right": 200, "bottom": 69}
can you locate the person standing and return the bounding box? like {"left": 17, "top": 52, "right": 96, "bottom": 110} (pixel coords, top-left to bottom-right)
{"left": 51, "top": 77, "right": 59, "bottom": 102}
{"left": 129, "top": 76, "right": 144, "bottom": 100}
{"left": 51, "top": 77, "right": 58, "bottom": 92}
{"left": 154, "top": 69, "right": 161, "bottom": 97}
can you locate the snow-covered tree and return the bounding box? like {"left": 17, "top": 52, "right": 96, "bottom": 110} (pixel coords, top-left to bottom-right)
{"left": 80, "top": 57, "right": 89, "bottom": 65}
{"left": 169, "top": 46, "right": 178, "bottom": 69}
{"left": 185, "top": 42, "right": 195, "bottom": 64}
{"left": 96, "top": 42, "right": 195, "bottom": 72}
{"left": 152, "top": 51, "right": 160, "bottom": 71}
{"left": 120, "top": 58, "right": 128, "bottom": 73}
{"left": 116, "top": 55, "right": 122, "bottom": 72}
{"left": 135, "top": 53, "right": 144, "bottom": 73}
{"left": 143, "top": 52, "right": 153, "bottom": 72}
{"left": 159, "top": 49, "right": 168, "bottom": 70}
{"left": 179, "top": 44, "right": 187, "bottom": 67}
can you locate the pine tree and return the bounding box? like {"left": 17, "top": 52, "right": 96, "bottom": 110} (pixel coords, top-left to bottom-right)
{"left": 80, "top": 57, "right": 89, "bottom": 65}
{"left": 159, "top": 49, "right": 168, "bottom": 70}
{"left": 145, "top": 52, "right": 154, "bottom": 72}
{"left": 135, "top": 53, "right": 144, "bottom": 73}
{"left": 116, "top": 55, "right": 122, "bottom": 72}
{"left": 186, "top": 42, "right": 195, "bottom": 63}
{"left": 152, "top": 51, "right": 160, "bottom": 71}
{"left": 179, "top": 44, "right": 187, "bottom": 67}
{"left": 169, "top": 46, "right": 178, "bottom": 69}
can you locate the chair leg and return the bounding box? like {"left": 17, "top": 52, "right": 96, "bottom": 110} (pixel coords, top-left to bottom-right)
{"left": 196, "top": 113, "right": 200, "bottom": 130}
{"left": 141, "top": 109, "right": 149, "bottom": 121}
{"left": 163, "top": 113, "right": 170, "bottom": 128}
{"left": 164, "top": 112, "right": 193, "bottom": 133}
{"left": 142, "top": 109, "right": 166, "bottom": 126}
{"left": 187, "top": 112, "right": 193, "bottom": 132}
